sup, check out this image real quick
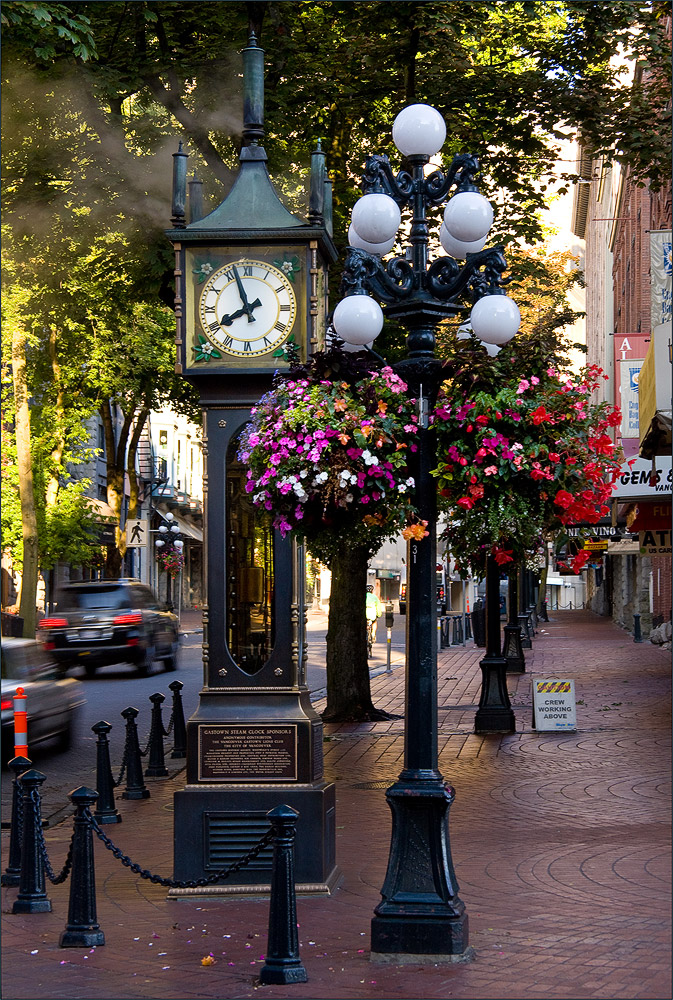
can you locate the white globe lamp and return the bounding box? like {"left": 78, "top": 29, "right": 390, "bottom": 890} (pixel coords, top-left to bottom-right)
{"left": 351, "top": 193, "right": 401, "bottom": 244}
{"left": 443, "top": 190, "right": 493, "bottom": 243}
{"left": 440, "top": 223, "right": 487, "bottom": 259}
{"left": 348, "top": 223, "right": 396, "bottom": 256}
{"left": 174, "top": 539, "right": 184, "bottom": 551}
{"left": 470, "top": 294, "right": 520, "bottom": 345}
{"left": 392, "top": 103, "right": 446, "bottom": 157}
{"left": 155, "top": 539, "right": 165, "bottom": 548}
{"left": 332, "top": 295, "right": 384, "bottom": 346}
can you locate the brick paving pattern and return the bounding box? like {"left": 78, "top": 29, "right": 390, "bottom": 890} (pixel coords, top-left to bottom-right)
{"left": 2, "top": 610, "right": 671, "bottom": 999}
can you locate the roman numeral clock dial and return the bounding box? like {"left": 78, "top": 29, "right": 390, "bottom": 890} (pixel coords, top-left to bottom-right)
{"left": 197, "top": 259, "right": 297, "bottom": 360}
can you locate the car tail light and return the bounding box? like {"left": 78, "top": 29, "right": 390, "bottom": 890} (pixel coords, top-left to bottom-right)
{"left": 43, "top": 641, "right": 55, "bottom": 651}
{"left": 126, "top": 637, "right": 139, "bottom": 646}
{"left": 39, "top": 618, "right": 68, "bottom": 628}
{"left": 1, "top": 698, "right": 13, "bottom": 711}
{"left": 113, "top": 613, "right": 142, "bottom": 625}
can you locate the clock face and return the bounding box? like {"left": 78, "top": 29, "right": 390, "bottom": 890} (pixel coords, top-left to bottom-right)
{"left": 198, "top": 259, "right": 297, "bottom": 358}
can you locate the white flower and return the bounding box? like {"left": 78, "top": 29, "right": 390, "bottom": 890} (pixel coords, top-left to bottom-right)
{"left": 201, "top": 263, "right": 213, "bottom": 274}
{"left": 362, "top": 450, "right": 379, "bottom": 467}
{"left": 281, "top": 261, "right": 294, "bottom": 275}
{"left": 345, "top": 493, "right": 354, "bottom": 503}
{"left": 398, "top": 483, "right": 407, "bottom": 492}
{"left": 299, "top": 470, "right": 308, "bottom": 479}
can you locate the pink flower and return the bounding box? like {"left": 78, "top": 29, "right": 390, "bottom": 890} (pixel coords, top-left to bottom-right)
{"left": 484, "top": 465, "right": 498, "bottom": 476}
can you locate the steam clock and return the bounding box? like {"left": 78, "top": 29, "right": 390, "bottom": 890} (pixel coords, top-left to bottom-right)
{"left": 166, "top": 35, "right": 339, "bottom": 893}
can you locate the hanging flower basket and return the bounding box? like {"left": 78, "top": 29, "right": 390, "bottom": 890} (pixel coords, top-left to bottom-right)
{"left": 433, "top": 363, "right": 623, "bottom": 575}
{"left": 157, "top": 548, "right": 184, "bottom": 578}
{"left": 238, "top": 360, "right": 423, "bottom": 561}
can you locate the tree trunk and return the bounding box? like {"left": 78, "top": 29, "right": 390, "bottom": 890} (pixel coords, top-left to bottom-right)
{"left": 12, "top": 323, "right": 39, "bottom": 637}
{"left": 323, "top": 542, "right": 392, "bottom": 722}
{"left": 45, "top": 326, "right": 64, "bottom": 509}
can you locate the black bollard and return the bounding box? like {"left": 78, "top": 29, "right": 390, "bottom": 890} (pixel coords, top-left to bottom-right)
{"left": 503, "top": 573, "right": 525, "bottom": 673}
{"left": 518, "top": 614, "right": 533, "bottom": 650}
{"left": 539, "top": 600, "right": 550, "bottom": 622}
{"left": 2, "top": 755, "right": 32, "bottom": 887}
{"left": 91, "top": 722, "right": 121, "bottom": 824}
{"left": 633, "top": 613, "right": 644, "bottom": 643}
{"left": 120, "top": 708, "right": 150, "bottom": 800}
{"left": 464, "top": 613, "right": 472, "bottom": 641}
{"left": 145, "top": 693, "right": 169, "bottom": 777}
{"left": 12, "top": 769, "right": 51, "bottom": 913}
{"left": 259, "top": 805, "right": 307, "bottom": 985}
{"left": 60, "top": 786, "right": 105, "bottom": 948}
{"left": 168, "top": 680, "right": 187, "bottom": 759}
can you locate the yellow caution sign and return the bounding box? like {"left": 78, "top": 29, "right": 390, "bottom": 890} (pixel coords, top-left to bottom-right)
{"left": 536, "top": 681, "right": 572, "bottom": 694}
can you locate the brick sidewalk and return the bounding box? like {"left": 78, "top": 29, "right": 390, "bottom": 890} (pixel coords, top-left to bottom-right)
{"left": 2, "top": 610, "right": 671, "bottom": 999}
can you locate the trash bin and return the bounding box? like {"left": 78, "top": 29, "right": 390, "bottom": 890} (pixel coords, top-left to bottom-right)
{"left": 1, "top": 612, "right": 24, "bottom": 637}
{"left": 471, "top": 599, "right": 486, "bottom": 648}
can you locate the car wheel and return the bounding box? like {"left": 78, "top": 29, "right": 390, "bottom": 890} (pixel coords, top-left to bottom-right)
{"left": 84, "top": 662, "right": 97, "bottom": 678}
{"left": 137, "top": 643, "right": 155, "bottom": 677}
{"left": 163, "top": 640, "right": 180, "bottom": 672}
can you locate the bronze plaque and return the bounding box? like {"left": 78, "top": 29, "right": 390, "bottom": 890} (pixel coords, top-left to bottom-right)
{"left": 197, "top": 724, "right": 298, "bottom": 782}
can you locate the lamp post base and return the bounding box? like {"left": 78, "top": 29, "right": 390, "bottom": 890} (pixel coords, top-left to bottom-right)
{"left": 502, "top": 623, "right": 526, "bottom": 672}
{"left": 370, "top": 779, "right": 469, "bottom": 959}
{"left": 475, "top": 655, "right": 515, "bottom": 733}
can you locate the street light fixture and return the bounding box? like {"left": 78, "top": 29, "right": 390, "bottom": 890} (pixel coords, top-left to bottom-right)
{"left": 331, "top": 103, "right": 520, "bottom": 961}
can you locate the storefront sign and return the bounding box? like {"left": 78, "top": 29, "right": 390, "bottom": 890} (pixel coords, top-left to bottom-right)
{"left": 533, "top": 679, "right": 577, "bottom": 731}
{"left": 630, "top": 502, "right": 672, "bottom": 531}
{"left": 614, "top": 456, "right": 672, "bottom": 499}
{"left": 639, "top": 530, "right": 672, "bottom": 556}
{"left": 582, "top": 540, "right": 609, "bottom": 551}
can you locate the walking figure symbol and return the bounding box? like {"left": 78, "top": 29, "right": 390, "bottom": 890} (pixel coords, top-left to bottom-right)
{"left": 130, "top": 523, "right": 143, "bottom": 543}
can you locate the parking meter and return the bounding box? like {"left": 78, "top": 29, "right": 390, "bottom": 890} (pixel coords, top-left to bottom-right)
{"left": 385, "top": 603, "right": 394, "bottom": 629}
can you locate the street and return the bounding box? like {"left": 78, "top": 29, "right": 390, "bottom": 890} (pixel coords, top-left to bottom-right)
{"left": 1, "top": 609, "right": 410, "bottom": 827}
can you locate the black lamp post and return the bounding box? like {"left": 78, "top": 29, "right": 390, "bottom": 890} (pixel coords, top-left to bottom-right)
{"left": 331, "top": 104, "right": 521, "bottom": 960}
{"left": 154, "top": 512, "right": 183, "bottom": 612}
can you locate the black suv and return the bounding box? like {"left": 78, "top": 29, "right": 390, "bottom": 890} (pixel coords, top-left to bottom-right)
{"left": 38, "top": 579, "right": 180, "bottom": 678}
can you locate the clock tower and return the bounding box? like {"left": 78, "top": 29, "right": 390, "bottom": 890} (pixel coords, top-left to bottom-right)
{"left": 166, "top": 34, "right": 339, "bottom": 894}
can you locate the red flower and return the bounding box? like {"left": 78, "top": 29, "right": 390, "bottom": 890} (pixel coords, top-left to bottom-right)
{"left": 570, "top": 550, "right": 591, "bottom": 573}
{"left": 457, "top": 496, "right": 475, "bottom": 510}
{"left": 588, "top": 433, "right": 614, "bottom": 456}
{"left": 530, "top": 406, "right": 552, "bottom": 424}
{"left": 492, "top": 545, "right": 514, "bottom": 565}
{"left": 554, "top": 490, "right": 574, "bottom": 509}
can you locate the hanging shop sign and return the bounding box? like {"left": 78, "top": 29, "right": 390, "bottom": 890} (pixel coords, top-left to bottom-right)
{"left": 533, "top": 678, "right": 577, "bottom": 732}
{"left": 614, "top": 456, "right": 672, "bottom": 499}
{"left": 650, "top": 230, "right": 672, "bottom": 328}
{"left": 639, "top": 530, "right": 672, "bottom": 556}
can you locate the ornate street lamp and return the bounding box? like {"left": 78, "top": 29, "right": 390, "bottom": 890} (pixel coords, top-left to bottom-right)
{"left": 154, "top": 511, "right": 184, "bottom": 612}
{"left": 331, "top": 104, "right": 520, "bottom": 960}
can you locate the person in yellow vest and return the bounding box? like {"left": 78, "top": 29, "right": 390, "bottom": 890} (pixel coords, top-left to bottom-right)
{"left": 365, "top": 585, "right": 383, "bottom": 655}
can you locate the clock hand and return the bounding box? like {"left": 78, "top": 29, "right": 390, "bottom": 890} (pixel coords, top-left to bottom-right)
{"left": 220, "top": 298, "right": 262, "bottom": 326}
{"left": 231, "top": 265, "right": 262, "bottom": 322}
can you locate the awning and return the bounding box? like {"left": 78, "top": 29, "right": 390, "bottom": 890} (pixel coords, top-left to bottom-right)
{"left": 171, "top": 513, "right": 203, "bottom": 542}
